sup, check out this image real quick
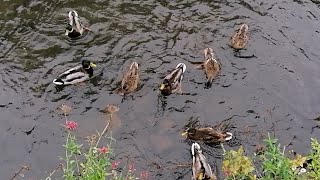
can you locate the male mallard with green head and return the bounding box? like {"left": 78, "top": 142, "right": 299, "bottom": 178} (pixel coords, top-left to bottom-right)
{"left": 65, "top": 10, "right": 90, "bottom": 38}
{"left": 197, "top": 48, "right": 221, "bottom": 88}
{"left": 53, "top": 60, "right": 96, "bottom": 85}
{"left": 159, "top": 63, "right": 186, "bottom": 96}
{"left": 119, "top": 62, "right": 139, "bottom": 95}
{"left": 191, "top": 142, "right": 217, "bottom": 180}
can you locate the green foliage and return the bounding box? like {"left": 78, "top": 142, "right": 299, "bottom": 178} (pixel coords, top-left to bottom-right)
{"left": 56, "top": 104, "right": 141, "bottom": 180}
{"left": 223, "top": 146, "right": 256, "bottom": 180}
{"left": 222, "top": 135, "right": 320, "bottom": 180}
{"left": 260, "top": 135, "right": 295, "bottom": 180}
{"left": 307, "top": 138, "right": 320, "bottom": 179}
{"left": 62, "top": 131, "right": 137, "bottom": 180}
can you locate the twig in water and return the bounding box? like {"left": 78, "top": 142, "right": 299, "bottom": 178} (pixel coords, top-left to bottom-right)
{"left": 43, "top": 163, "right": 63, "bottom": 180}
{"left": 10, "top": 165, "right": 31, "bottom": 180}
{"left": 95, "top": 104, "right": 119, "bottom": 147}
{"left": 164, "top": 163, "right": 192, "bottom": 170}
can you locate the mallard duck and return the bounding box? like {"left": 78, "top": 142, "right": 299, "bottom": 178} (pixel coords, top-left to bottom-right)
{"left": 181, "top": 127, "right": 232, "bottom": 144}
{"left": 159, "top": 63, "right": 186, "bottom": 96}
{"left": 119, "top": 62, "right": 139, "bottom": 95}
{"left": 191, "top": 142, "right": 217, "bottom": 180}
{"left": 197, "top": 48, "right": 221, "bottom": 88}
{"left": 65, "top": 10, "right": 90, "bottom": 38}
{"left": 230, "top": 23, "right": 249, "bottom": 50}
{"left": 53, "top": 60, "right": 96, "bottom": 85}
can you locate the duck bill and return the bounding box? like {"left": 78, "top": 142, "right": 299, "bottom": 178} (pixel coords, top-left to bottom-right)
{"left": 181, "top": 132, "right": 188, "bottom": 138}
{"left": 65, "top": 29, "right": 70, "bottom": 35}
{"left": 160, "top": 84, "right": 165, "bottom": 90}
{"left": 90, "top": 62, "right": 97, "bottom": 68}
{"left": 198, "top": 173, "right": 204, "bottom": 180}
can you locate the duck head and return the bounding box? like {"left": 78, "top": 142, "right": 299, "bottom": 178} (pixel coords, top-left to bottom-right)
{"left": 159, "top": 79, "right": 172, "bottom": 96}
{"left": 181, "top": 127, "right": 196, "bottom": 138}
{"left": 82, "top": 60, "right": 96, "bottom": 69}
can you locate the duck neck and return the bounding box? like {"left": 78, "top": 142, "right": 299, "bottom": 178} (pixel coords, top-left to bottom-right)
{"left": 85, "top": 67, "right": 94, "bottom": 77}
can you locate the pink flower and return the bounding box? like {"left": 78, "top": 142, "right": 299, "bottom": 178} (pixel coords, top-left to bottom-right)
{"left": 65, "top": 121, "right": 78, "bottom": 130}
{"left": 140, "top": 170, "right": 149, "bottom": 179}
{"left": 98, "top": 146, "right": 109, "bottom": 154}
{"left": 128, "top": 163, "right": 136, "bottom": 172}
{"left": 111, "top": 161, "right": 120, "bottom": 170}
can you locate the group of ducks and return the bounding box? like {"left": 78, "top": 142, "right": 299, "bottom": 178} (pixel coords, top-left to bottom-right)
{"left": 54, "top": 10, "right": 250, "bottom": 180}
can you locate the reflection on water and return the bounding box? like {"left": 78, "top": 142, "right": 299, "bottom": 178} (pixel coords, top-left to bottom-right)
{"left": 1, "top": 0, "right": 320, "bottom": 179}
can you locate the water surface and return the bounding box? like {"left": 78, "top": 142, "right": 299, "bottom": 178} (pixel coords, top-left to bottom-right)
{"left": 1, "top": 0, "right": 320, "bottom": 179}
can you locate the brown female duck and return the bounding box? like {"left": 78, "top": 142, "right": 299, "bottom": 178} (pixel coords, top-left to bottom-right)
{"left": 119, "top": 62, "right": 139, "bottom": 95}
{"left": 197, "top": 48, "right": 221, "bottom": 88}
{"left": 181, "top": 127, "right": 232, "bottom": 143}
{"left": 230, "top": 23, "right": 249, "bottom": 50}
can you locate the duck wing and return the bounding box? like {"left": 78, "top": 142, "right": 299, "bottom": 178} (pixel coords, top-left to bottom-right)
{"left": 53, "top": 65, "right": 89, "bottom": 85}
{"left": 121, "top": 62, "right": 139, "bottom": 92}
{"left": 165, "top": 63, "right": 186, "bottom": 89}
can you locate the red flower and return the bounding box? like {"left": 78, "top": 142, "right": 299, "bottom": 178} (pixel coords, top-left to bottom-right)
{"left": 111, "top": 161, "right": 120, "bottom": 170}
{"left": 98, "top": 146, "right": 109, "bottom": 154}
{"left": 140, "top": 170, "right": 149, "bottom": 179}
{"left": 65, "top": 121, "right": 78, "bottom": 130}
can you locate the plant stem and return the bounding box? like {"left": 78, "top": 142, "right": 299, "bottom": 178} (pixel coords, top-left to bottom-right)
{"left": 95, "top": 114, "right": 111, "bottom": 147}
{"left": 65, "top": 131, "right": 70, "bottom": 176}
{"left": 64, "top": 113, "right": 67, "bottom": 123}
{"left": 75, "top": 155, "right": 80, "bottom": 175}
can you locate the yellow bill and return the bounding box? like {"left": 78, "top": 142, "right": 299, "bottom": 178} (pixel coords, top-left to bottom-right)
{"left": 198, "top": 173, "right": 203, "bottom": 180}
{"left": 90, "top": 62, "right": 97, "bottom": 68}
{"left": 181, "top": 131, "right": 188, "bottom": 137}
{"left": 160, "top": 84, "right": 165, "bottom": 90}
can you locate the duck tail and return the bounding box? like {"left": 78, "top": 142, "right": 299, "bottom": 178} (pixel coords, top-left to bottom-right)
{"left": 176, "top": 63, "right": 186, "bottom": 73}
{"left": 191, "top": 142, "right": 201, "bottom": 156}
{"left": 130, "top": 62, "right": 139, "bottom": 70}
{"left": 225, "top": 132, "right": 233, "bottom": 141}
{"left": 204, "top": 48, "right": 214, "bottom": 59}
{"left": 53, "top": 79, "right": 64, "bottom": 85}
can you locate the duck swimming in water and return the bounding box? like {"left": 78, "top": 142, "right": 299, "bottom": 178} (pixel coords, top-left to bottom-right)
{"left": 197, "top": 48, "right": 221, "bottom": 88}
{"left": 65, "top": 10, "right": 90, "bottom": 38}
{"left": 230, "top": 23, "right": 255, "bottom": 58}
{"left": 159, "top": 63, "right": 186, "bottom": 96}
{"left": 191, "top": 142, "right": 217, "bottom": 180}
{"left": 53, "top": 60, "right": 96, "bottom": 85}
{"left": 182, "top": 127, "right": 232, "bottom": 144}
{"left": 119, "top": 62, "right": 140, "bottom": 95}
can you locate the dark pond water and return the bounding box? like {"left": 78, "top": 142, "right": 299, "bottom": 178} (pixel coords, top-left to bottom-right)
{"left": 1, "top": 0, "right": 320, "bottom": 179}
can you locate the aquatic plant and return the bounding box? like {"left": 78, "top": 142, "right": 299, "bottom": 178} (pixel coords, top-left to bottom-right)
{"left": 306, "top": 138, "right": 320, "bottom": 179}
{"left": 222, "top": 134, "right": 320, "bottom": 180}
{"left": 51, "top": 104, "right": 149, "bottom": 180}
{"left": 260, "top": 135, "right": 295, "bottom": 180}
{"left": 223, "top": 146, "right": 256, "bottom": 180}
